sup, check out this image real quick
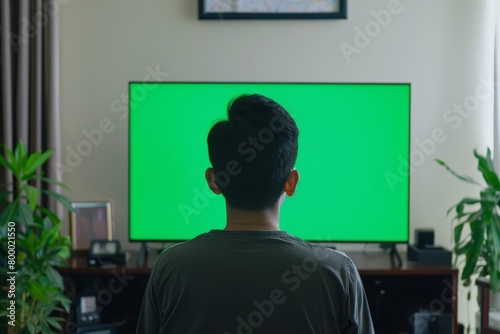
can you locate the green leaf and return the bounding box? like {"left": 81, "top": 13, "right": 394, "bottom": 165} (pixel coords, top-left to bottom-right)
{"left": 14, "top": 141, "right": 28, "bottom": 171}
{"left": 51, "top": 293, "right": 72, "bottom": 313}
{"left": 42, "top": 249, "right": 66, "bottom": 265}
{"left": 488, "top": 215, "right": 500, "bottom": 292}
{"left": 24, "top": 185, "right": 41, "bottom": 211}
{"left": 461, "top": 219, "right": 485, "bottom": 281}
{"left": 24, "top": 149, "right": 53, "bottom": 177}
{"left": 17, "top": 203, "right": 35, "bottom": 227}
{"left": 462, "top": 259, "right": 477, "bottom": 282}
{"left": 38, "top": 226, "right": 59, "bottom": 252}
{"left": 45, "top": 266, "right": 64, "bottom": 290}
{"left": 38, "top": 206, "right": 62, "bottom": 225}
{"left": 40, "top": 320, "right": 52, "bottom": 333}
{"left": 0, "top": 202, "right": 16, "bottom": 227}
{"left": 455, "top": 240, "right": 471, "bottom": 256}
{"left": 42, "top": 215, "right": 54, "bottom": 230}
{"left": 454, "top": 221, "right": 467, "bottom": 246}
{"left": 457, "top": 211, "right": 482, "bottom": 226}
{"left": 33, "top": 174, "right": 71, "bottom": 191}
{"left": 28, "top": 280, "right": 50, "bottom": 303}
{"left": 23, "top": 151, "right": 41, "bottom": 177}
{"left": 24, "top": 228, "right": 39, "bottom": 259}
{"left": 56, "top": 244, "right": 71, "bottom": 260}
{"left": 3, "top": 145, "right": 19, "bottom": 176}
{"left": 481, "top": 189, "right": 497, "bottom": 218}
{"left": 0, "top": 154, "right": 13, "bottom": 171}
{"left": 474, "top": 149, "right": 500, "bottom": 190}
{"left": 47, "top": 316, "right": 66, "bottom": 323}
{"left": 455, "top": 201, "right": 464, "bottom": 217}
{"left": 40, "top": 189, "right": 73, "bottom": 211}
{"left": 447, "top": 198, "right": 480, "bottom": 215}
{"left": 46, "top": 317, "right": 63, "bottom": 331}
{"left": 61, "top": 296, "right": 72, "bottom": 313}
{"left": 17, "top": 299, "right": 31, "bottom": 313}
{"left": 436, "top": 159, "right": 482, "bottom": 186}
{"left": 452, "top": 210, "right": 477, "bottom": 222}
{"left": 27, "top": 322, "right": 36, "bottom": 334}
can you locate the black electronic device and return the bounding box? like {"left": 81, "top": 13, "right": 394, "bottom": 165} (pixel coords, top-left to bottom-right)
{"left": 408, "top": 228, "right": 451, "bottom": 265}
{"left": 77, "top": 323, "right": 116, "bottom": 334}
{"left": 414, "top": 311, "right": 452, "bottom": 333}
{"left": 77, "top": 293, "right": 100, "bottom": 326}
{"left": 407, "top": 244, "right": 452, "bottom": 265}
{"left": 87, "top": 240, "right": 126, "bottom": 266}
{"left": 415, "top": 228, "right": 435, "bottom": 248}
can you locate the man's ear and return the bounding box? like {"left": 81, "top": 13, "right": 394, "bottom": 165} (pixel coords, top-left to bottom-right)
{"left": 284, "top": 169, "right": 299, "bottom": 197}
{"left": 205, "top": 168, "right": 221, "bottom": 195}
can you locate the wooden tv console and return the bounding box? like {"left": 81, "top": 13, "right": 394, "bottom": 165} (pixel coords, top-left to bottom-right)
{"left": 58, "top": 250, "right": 458, "bottom": 334}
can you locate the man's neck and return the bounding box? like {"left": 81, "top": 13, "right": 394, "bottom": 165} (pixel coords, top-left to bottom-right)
{"left": 224, "top": 206, "right": 280, "bottom": 231}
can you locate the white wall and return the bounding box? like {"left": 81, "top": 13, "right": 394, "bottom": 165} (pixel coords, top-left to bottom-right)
{"left": 59, "top": 0, "right": 495, "bottom": 327}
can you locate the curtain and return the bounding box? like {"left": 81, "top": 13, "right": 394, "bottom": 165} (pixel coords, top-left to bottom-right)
{"left": 0, "top": 0, "right": 61, "bottom": 214}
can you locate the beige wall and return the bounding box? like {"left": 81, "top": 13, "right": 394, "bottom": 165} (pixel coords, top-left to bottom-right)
{"left": 59, "top": 0, "right": 495, "bottom": 326}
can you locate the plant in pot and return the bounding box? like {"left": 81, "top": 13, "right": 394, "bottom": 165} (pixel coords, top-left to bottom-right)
{"left": 437, "top": 148, "right": 500, "bottom": 330}
{"left": 0, "top": 141, "right": 73, "bottom": 333}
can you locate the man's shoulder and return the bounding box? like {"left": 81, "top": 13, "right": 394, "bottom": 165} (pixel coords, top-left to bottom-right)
{"left": 155, "top": 230, "right": 354, "bottom": 269}
{"left": 296, "top": 242, "right": 355, "bottom": 270}
{"left": 277, "top": 233, "right": 353, "bottom": 263}
{"left": 156, "top": 233, "right": 210, "bottom": 259}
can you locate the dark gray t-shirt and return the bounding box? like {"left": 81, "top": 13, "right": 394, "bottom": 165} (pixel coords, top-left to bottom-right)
{"left": 136, "top": 230, "right": 375, "bottom": 334}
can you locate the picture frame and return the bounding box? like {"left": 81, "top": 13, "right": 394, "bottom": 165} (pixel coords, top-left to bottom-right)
{"left": 199, "top": 0, "right": 347, "bottom": 20}
{"left": 70, "top": 201, "right": 113, "bottom": 251}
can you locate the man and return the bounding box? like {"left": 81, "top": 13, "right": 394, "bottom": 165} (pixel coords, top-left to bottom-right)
{"left": 136, "top": 94, "right": 375, "bottom": 333}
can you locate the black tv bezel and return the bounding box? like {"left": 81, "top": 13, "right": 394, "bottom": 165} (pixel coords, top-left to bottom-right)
{"left": 128, "top": 81, "right": 411, "bottom": 244}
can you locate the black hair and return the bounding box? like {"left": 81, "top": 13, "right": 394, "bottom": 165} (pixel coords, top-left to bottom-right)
{"left": 207, "top": 94, "right": 299, "bottom": 210}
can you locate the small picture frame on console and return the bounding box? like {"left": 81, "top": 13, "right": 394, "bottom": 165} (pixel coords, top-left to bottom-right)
{"left": 70, "top": 201, "right": 113, "bottom": 251}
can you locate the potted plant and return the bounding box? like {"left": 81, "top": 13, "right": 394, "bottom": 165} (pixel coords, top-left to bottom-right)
{"left": 437, "top": 149, "right": 500, "bottom": 292}
{"left": 0, "top": 141, "right": 73, "bottom": 333}
{"left": 437, "top": 149, "right": 500, "bottom": 332}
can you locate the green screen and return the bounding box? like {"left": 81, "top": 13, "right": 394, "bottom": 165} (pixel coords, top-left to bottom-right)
{"left": 130, "top": 83, "right": 410, "bottom": 242}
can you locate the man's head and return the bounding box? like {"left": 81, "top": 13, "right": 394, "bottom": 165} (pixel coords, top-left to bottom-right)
{"left": 206, "top": 94, "right": 299, "bottom": 211}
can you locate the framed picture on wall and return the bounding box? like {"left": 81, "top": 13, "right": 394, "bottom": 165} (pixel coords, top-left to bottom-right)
{"left": 199, "top": 0, "right": 347, "bottom": 20}
{"left": 70, "top": 201, "right": 113, "bottom": 251}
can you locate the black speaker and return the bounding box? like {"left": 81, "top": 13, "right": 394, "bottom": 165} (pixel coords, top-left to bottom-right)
{"left": 415, "top": 228, "right": 434, "bottom": 248}
{"left": 414, "top": 311, "right": 452, "bottom": 334}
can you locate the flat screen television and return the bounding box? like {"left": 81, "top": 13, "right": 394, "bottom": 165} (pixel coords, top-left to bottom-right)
{"left": 129, "top": 82, "right": 410, "bottom": 243}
